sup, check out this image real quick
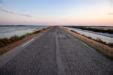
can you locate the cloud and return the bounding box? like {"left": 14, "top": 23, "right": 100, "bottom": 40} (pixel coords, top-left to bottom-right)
{"left": 0, "top": 7, "right": 33, "bottom": 17}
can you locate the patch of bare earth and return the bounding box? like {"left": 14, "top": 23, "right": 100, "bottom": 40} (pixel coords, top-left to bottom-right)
{"left": 63, "top": 28, "right": 113, "bottom": 59}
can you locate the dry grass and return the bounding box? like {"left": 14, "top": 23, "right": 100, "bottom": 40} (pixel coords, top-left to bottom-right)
{"left": 0, "top": 35, "right": 26, "bottom": 48}
{"left": 64, "top": 28, "right": 113, "bottom": 59}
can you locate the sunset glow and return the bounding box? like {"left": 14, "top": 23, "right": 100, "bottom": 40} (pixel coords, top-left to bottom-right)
{"left": 0, "top": 0, "right": 113, "bottom": 25}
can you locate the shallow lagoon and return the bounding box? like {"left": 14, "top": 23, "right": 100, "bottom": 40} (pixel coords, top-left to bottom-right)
{"left": 0, "top": 26, "right": 47, "bottom": 38}
{"left": 67, "top": 27, "right": 113, "bottom": 44}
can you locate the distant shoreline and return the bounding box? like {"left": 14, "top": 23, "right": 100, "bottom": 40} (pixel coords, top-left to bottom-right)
{"left": 0, "top": 25, "right": 48, "bottom": 27}
{"left": 66, "top": 26, "right": 113, "bottom": 34}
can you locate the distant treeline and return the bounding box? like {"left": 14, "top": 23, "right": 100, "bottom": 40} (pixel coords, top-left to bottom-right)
{"left": 67, "top": 26, "right": 113, "bottom": 34}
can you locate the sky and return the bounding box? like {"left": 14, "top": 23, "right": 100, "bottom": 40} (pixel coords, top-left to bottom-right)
{"left": 0, "top": 0, "right": 113, "bottom": 26}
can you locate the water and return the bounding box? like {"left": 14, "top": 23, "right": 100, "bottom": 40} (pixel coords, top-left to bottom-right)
{"left": 96, "top": 32, "right": 113, "bottom": 38}
{"left": 76, "top": 28, "right": 113, "bottom": 38}
{"left": 67, "top": 27, "right": 113, "bottom": 44}
{"left": 0, "top": 25, "right": 47, "bottom": 38}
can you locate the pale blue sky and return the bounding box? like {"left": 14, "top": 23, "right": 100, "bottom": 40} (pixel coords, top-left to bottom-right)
{"left": 0, "top": 0, "right": 113, "bottom": 25}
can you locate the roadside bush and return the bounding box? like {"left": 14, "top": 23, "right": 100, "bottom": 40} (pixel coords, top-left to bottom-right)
{"left": 32, "top": 30, "right": 41, "bottom": 34}
{"left": 0, "top": 36, "right": 24, "bottom": 48}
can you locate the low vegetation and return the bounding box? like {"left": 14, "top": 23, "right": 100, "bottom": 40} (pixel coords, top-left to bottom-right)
{"left": 69, "top": 26, "right": 113, "bottom": 34}
{"left": 0, "top": 35, "right": 26, "bottom": 48}
{"left": 94, "top": 38, "right": 113, "bottom": 48}
{"left": 0, "top": 29, "right": 45, "bottom": 48}
{"left": 70, "top": 30, "right": 113, "bottom": 48}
